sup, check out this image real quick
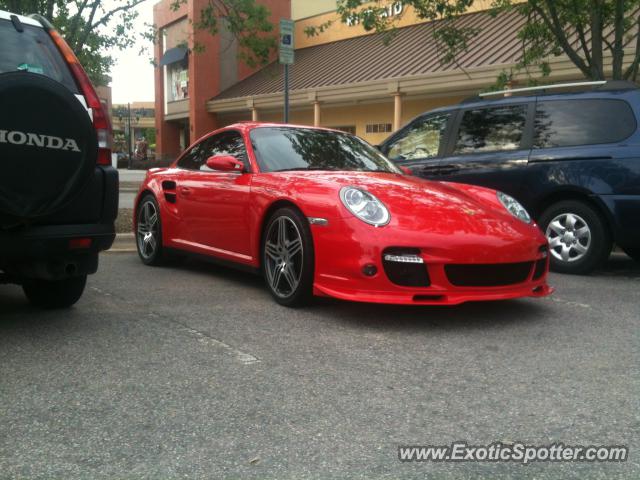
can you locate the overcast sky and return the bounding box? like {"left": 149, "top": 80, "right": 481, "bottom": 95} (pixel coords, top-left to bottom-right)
{"left": 109, "top": 1, "right": 155, "bottom": 104}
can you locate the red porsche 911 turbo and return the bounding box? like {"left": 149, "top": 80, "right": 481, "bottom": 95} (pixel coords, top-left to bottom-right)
{"left": 134, "top": 122, "right": 552, "bottom": 307}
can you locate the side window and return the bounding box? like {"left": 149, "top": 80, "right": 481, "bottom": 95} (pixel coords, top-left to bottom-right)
{"left": 202, "top": 132, "right": 250, "bottom": 171}
{"left": 454, "top": 105, "right": 528, "bottom": 154}
{"left": 534, "top": 99, "right": 637, "bottom": 148}
{"left": 387, "top": 114, "right": 450, "bottom": 161}
{"left": 177, "top": 132, "right": 249, "bottom": 171}
{"left": 177, "top": 139, "right": 210, "bottom": 170}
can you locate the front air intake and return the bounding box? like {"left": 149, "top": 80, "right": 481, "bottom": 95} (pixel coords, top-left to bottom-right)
{"left": 382, "top": 248, "right": 430, "bottom": 287}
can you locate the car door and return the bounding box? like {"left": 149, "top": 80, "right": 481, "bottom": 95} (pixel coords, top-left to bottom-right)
{"left": 177, "top": 131, "right": 253, "bottom": 262}
{"left": 419, "top": 102, "right": 534, "bottom": 199}
{"left": 525, "top": 97, "right": 640, "bottom": 209}
{"left": 382, "top": 111, "right": 455, "bottom": 171}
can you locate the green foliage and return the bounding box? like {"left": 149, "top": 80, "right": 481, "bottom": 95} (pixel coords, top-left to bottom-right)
{"left": 313, "top": 1, "right": 640, "bottom": 83}
{"left": 168, "top": 0, "right": 277, "bottom": 68}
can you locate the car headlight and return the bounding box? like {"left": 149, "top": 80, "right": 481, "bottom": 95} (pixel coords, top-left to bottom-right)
{"left": 340, "top": 186, "right": 390, "bottom": 226}
{"left": 497, "top": 191, "right": 531, "bottom": 223}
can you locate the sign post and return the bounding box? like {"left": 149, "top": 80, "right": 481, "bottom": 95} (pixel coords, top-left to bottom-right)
{"left": 279, "top": 19, "right": 294, "bottom": 123}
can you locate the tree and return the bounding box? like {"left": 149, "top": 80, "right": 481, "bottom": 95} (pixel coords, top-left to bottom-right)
{"left": 309, "top": 1, "right": 640, "bottom": 83}
{"left": 169, "top": 0, "right": 277, "bottom": 68}
{"left": 1, "top": 0, "right": 277, "bottom": 86}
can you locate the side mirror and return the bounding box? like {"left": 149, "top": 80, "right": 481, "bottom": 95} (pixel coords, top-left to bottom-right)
{"left": 399, "top": 166, "right": 412, "bottom": 176}
{"left": 205, "top": 155, "right": 245, "bottom": 172}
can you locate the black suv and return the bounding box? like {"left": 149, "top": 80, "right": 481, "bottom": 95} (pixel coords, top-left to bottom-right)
{"left": 380, "top": 82, "right": 640, "bottom": 274}
{"left": 0, "top": 11, "right": 117, "bottom": 307}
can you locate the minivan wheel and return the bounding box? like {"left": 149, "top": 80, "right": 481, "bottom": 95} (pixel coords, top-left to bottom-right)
{"left": 261, "top": 207, "right": 314, "bottom": 307}
{"left": 622, "top": 247, "right": 640, "bottom": 262}
{"left": 23, "top": 275, "right": 87, "bottom": 309}
{"left": 539, "top": 200, "right": 612, "bottom": 274}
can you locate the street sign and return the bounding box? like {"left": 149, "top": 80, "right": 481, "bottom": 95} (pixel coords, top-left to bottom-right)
{"left": 279, "top": 19, "right": 294, "bottom": 65}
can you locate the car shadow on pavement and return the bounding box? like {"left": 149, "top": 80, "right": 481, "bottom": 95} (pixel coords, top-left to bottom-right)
{"left": 153, "top": 256, "right": 551, "bottom": 331}
{"left": 592, "top": 252, "right": 640, "bottom": 278}
{"left": 311, "top": 296, "right": 551, "bottom": 332}
{"left": 0, "top": 287, "right": 83, "bottom": 332}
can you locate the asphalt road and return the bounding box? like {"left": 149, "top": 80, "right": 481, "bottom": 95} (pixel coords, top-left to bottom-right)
{"left": 1, "top": 253, "right": 638, "bottom": 479}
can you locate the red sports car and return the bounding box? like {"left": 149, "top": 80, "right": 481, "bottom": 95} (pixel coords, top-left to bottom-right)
{"left": 134, "top": 123, "right": 552, "bottom": 307}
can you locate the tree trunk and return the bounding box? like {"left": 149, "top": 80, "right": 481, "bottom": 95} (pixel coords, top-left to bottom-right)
{"left": 611, "top": 0, "right": 625, "bottom": 79}
{"left": 590, "top": 1, "right": 605, "bottom": 80}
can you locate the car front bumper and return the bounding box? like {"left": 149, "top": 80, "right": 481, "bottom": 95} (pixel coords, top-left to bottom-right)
{"left": 310, "top": 216, "right": 553, "bottom": 306}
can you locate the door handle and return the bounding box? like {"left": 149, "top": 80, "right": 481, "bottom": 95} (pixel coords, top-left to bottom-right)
{"left": 421, "top": 165, "right": 460, "bottom": 176}
{"left": 179, "top": 186, "right": 192, "bottom": 196}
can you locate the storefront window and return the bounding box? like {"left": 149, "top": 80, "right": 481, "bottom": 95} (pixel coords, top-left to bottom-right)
{"left": 167, "top": 60, "right": 188, "bottom": 102}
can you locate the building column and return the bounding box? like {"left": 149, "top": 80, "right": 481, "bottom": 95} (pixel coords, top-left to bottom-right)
{"left": 313, "top": 101, "right": 321, "bottom": 127}
{"left": 393, "top": 92, "right": 403, "bottom": 132}
{"left": 251, "top": 107, "right": 259, "bottom": 121}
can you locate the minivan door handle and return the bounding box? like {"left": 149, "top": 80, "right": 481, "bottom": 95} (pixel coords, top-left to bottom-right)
{"left": 529, "top": 155, "right": 613, "bottom": 163}
{"left": 420, "top": 165, "right": 460, "bottom": 176}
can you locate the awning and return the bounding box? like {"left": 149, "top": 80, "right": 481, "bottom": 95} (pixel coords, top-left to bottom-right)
{"left": 160, "top": 47, "right": 188, "bottom": 67}
{"left": 210, "top": 10, "right": 525, "bottom": 102}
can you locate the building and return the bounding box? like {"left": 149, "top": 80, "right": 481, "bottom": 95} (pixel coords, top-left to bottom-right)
{"left": 153, "top": 0, "right": 619, "bottom": 161}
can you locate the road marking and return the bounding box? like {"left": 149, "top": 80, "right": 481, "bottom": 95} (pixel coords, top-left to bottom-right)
{"left": 180, "top": 325, "right": 260, "bottom": 365}
{"left": 546, "top": 296, "right": 591, "bottom": 309}
{"left": 88, "top": 287, "right": 259, "bottom": 365}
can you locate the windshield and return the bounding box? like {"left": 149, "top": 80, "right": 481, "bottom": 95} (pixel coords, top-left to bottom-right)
{"left": 250, "top": 127, "right": 402, "bottom": 174}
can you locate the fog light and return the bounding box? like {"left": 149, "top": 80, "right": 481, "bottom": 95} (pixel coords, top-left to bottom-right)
{"left": 362, "top": 264, "right": 378, "bottom": 277}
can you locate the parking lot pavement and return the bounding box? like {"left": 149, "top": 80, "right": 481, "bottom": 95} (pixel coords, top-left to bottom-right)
{"left": 1, "top": 253, "right": 638, "bottom": 479}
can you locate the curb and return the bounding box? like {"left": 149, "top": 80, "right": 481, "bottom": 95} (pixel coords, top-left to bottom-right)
{"left": 109, "top": 233, "right": 136, "bottom": 253}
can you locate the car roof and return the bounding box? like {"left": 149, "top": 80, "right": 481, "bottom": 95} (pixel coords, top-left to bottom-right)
{"left": 226, "top": 122, "right": 347, "bottom": 135}
{"left": 0, "top": 10, "right": 43, "bottom": 28}
{"left": 413, "top": 87, "right": 639, "bottom": 118}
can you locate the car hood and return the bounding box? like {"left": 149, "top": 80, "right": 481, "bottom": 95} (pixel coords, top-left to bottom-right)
{"left": 269, "top": 171, "right": 544, "bottom": 247}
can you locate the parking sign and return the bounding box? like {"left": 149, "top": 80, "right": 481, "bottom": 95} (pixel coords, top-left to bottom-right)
{"left": 279, "top": 19, "right": 294, "bottom": 65}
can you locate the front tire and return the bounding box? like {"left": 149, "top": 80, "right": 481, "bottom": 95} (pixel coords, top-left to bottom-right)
{"left": 23, "top": 275, "right": 87, "bottom": 309}
{"left": 136, "top": 194, "right": 164, "bottom": 266}
{"left": 261, "top": 207, "right": 314, "bottom": 307}
{"left": 539, "top": 200, "right": 611, "bottom": 274}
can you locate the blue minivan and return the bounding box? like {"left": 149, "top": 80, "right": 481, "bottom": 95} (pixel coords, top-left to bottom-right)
{"left": 380, "top": 81, "right": 640, "bottom": 274}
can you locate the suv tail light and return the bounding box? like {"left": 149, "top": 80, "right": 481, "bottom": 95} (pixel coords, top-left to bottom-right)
{"left": 48, "top": 28, "right": 112, "bottom": 166}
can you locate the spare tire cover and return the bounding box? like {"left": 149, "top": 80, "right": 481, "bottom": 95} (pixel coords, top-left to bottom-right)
{"left": 0, "top": 71, "right": 97, "bottom": 221}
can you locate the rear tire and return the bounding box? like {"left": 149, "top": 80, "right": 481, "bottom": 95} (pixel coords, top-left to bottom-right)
{"left": 136, "top": 195, "right": 165, "bottom": 266}
{"left": 261, "top": 207, "right": 314, "bottom": 307}
{"left": 23, "top": 275, "right": 87, "bottom": 309}
{"left": 539, "top": 200, "right": 611, "bottom": 274}
{"left": 622, "top": 247, "right": 640, "bottom": 262}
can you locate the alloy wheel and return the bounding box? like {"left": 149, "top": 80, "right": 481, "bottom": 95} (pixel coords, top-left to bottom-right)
{"left": 137, "top": 200, "right": 159, "bottom": 260}
{"left": 545, "top": 212, "right": 592, "bottom": 263}
{"left": 264, "top": 216, "right": 304, "bottom": 298}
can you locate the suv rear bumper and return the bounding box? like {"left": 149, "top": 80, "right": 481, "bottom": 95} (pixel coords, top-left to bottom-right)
{"left": 0, "top": 223, "right": 115, "bottom": 280}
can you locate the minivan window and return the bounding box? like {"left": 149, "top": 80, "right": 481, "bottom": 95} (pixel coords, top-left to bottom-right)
{"left": 454, "top": 104, "right": 528, "bottom": 154}
{"left": 387, "top": 113, "right": 450, "bottom": 161}
{"left": 534, "top": 99, "right": 636, "bottom": 148}
{"left": 0, "top": 19, "right": 79, "bottom": 93}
